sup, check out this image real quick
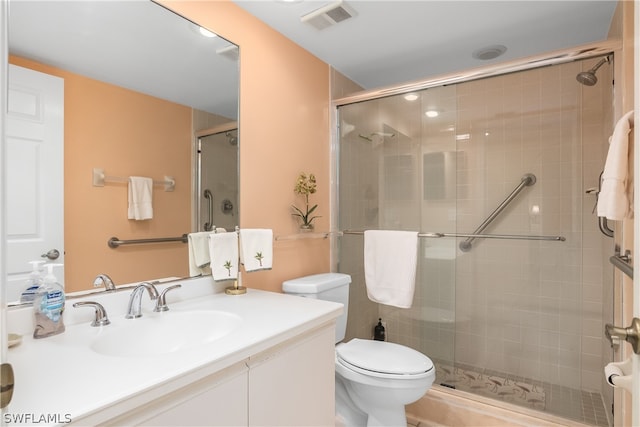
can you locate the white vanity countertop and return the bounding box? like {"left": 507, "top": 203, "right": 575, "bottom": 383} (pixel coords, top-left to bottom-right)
{"left": 6, "top": 278, "right": 343, "bottom": 426}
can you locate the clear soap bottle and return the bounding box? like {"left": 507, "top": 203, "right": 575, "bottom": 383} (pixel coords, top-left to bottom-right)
{"left": 33, "top": 263, "right": 66, "bottom": 339}
{"left": 20, "top": 260, "right": 45, "bottom": 303}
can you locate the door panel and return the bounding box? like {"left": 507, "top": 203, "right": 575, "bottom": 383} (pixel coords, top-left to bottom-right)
{"left": 6, "top": 65, "right": 64, "bottom": 300}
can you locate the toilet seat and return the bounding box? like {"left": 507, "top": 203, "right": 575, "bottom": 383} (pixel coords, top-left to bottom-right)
{"left": 336, "top": 339, "right": 433, "bottom": 379}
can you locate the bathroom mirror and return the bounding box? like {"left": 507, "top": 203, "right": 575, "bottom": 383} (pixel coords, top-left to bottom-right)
{"left": 6, "top": 0, "right": 239, "bottom": 298}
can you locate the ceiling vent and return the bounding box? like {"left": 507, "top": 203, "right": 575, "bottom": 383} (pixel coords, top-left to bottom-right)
{"left": 301, "top": 0, "right": 355, "bottom": 30}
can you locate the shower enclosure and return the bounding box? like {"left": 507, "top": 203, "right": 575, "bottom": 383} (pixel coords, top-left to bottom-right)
{"left": 336, "top": 56, "right": 614, "bottom": 426}
{"left": 196, "top": 128, "right": 239, "bottom": 232}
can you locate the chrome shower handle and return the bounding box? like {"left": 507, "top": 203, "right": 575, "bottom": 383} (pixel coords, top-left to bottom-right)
{"left": 203, "top": 189, "right": 213, "bottom": 231}
{"left": 605, "top": 318, "right": 640, "bottom": 354}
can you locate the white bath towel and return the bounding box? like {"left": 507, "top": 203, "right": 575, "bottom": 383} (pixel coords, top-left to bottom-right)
{"left": 128, "top": 176, "right": 153, "bottom": 220}
{"left": 239, "top": 229, "right": 273, "bottom": 272}
{"left": 597, "top": 110, "right": 635, "bottom": 220}
{"left": 364, "top": 230, "right": 419, "bottom": 308}
{"left": 209, "top": 231, "right": 238, "bottom": 281}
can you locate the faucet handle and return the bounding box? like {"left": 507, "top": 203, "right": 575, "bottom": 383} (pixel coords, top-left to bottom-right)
{"left": 154, "top": 284, "right": 182, "bottom": 312}
{"left": 73, "top": 301, "right": 111, "bottom": 327}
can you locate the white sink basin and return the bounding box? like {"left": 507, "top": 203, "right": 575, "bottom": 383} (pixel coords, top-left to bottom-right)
{"left": 90, "top": 310, "right": 241, "bottom": 357}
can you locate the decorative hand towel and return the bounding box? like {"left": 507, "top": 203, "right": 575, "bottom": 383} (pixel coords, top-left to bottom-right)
{"left": 128, "top": 176, "right": 153, "bottom": 220}
{"left": 597, "top": 110, "right": 635, "bottom": 220}
{"left": 364, "top": 230, "right": 418, "bottom": 308}
{"left": 188, "top": 232, "right": 212, "bottom": 277}
{"left": 239, "top": 229, "right": 273, "bottom": 272}
{"left": 208, "top": 231, "right": 238, "bottom": 281}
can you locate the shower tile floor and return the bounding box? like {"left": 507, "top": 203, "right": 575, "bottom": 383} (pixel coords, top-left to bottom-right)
{"left": 434, "top": 362, "right": 610, "bottom": 427}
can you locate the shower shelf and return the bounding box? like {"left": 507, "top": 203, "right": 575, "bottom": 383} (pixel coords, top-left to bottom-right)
{"left": 275, "top": 231, "right": 341, "bottom": 241}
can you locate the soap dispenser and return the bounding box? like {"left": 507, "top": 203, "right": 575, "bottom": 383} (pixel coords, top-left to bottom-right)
{"left": 20, "top": 260, "right": 45, "bottom": 303}
{"left": 374, "top": 318, "right": 386, "bottom": 341}
{"left": 33, "top": 263, "right": 65, "bottom": 339}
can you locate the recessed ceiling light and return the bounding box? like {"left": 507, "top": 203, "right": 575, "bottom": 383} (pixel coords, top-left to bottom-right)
{"left": 404, "top": 93, "right": 419, "bottom": 101}
{"left": 425, "top": 110, "right": 439, "bottom": 118}
{"left": 199, "top": 27, "right": 217, "bottom": 38}
{"left": 472, "top": 44, "right": 507, "bottom": 60}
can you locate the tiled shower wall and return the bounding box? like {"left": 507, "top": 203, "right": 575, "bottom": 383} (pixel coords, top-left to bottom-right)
{"left": 338, "top": 57, "right": 614, "bottom": 401}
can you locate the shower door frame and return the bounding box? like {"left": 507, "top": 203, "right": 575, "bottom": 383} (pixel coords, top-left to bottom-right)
{"left": 329, "top": 39, "right": 623, "bottom": 423}
{"left": 193, "top": 122, "right": 239, "bottom": 233}
{"left": 330, "top": 41, "right": 619, "bottom": 272}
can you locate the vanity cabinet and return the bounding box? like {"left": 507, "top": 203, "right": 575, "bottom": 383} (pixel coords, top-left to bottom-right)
{"left": 100, "top": 362, "right": 249, "bottom": 426}
{"left": 78, "top": 323, "right": 335, "bottom": 426}
{"left": 248, "top": 324, "right": 335, "bottom": 426}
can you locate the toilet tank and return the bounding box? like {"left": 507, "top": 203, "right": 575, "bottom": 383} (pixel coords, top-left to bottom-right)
{"left": 282, "top": 273, "right": 351, "bottom": 343}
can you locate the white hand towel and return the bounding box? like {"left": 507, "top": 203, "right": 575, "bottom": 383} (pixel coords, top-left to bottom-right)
{"left": 128, "top": 176, "right": 153, "bottom": 220}
{"left": 239, "top": 229, "right": 273, "bottom": 272}
{"left": 209, "top": 231, "right": 238, "bottom": 281}
{"left": 597, "top": 110, "right": 635, "bottom": 220}
{"left": 188, "top": 232, "right": 213, "bottom": 277}
{"left": 364, "top": 230, "right": 418, "bottom": 308}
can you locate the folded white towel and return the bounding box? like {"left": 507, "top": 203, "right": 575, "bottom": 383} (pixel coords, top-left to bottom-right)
{"left": 128, "top": 176, "right": 153, "bottom": 220}
{"left": 209, "top": 231, "right": 238, "bottom": 281}
{"left": 239, "top": 229, "right": 273, "bottom": 272}
{"left": 597, "top": 110, "right": 635, "bottom": 220}
{"left": 364, "top": 230, "right": 418, "bottom": 308}
{"left": 188, "top": 232, "right": 212, "bottom": 277}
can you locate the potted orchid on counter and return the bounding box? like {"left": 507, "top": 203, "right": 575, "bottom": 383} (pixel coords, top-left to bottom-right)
{"left": 292, "top": 172, "right": 320, "bottom": 231}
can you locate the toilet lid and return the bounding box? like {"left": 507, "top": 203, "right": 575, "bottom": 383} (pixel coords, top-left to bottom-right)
{"left": 336, "top": 339, "right": 433, "bottom": 375}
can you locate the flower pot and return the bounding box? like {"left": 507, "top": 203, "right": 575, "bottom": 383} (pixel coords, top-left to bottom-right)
{"left": 299, "top": 224, "right": 314, "bottom": 233}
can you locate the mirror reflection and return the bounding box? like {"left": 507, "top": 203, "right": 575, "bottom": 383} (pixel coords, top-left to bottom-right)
{"left": 6, "top": 0, "right": 239, "bottom": 299}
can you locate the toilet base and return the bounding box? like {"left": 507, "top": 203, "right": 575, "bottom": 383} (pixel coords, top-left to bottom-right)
{"left": 335, "top": 374, "right": 367, "bottom": 426}
{"left": 336, "top": 373, "right": 410, "bottom": 427}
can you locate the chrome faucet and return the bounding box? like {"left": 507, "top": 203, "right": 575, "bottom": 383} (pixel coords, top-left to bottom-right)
{"left": 93, "top": 274, "right": 116, "bottom": 291}
{"left": 154, "top": 284, "right": 182, "bottom": 312}
{"left": 125, "top": 282, "right": 159, "bottom": 319}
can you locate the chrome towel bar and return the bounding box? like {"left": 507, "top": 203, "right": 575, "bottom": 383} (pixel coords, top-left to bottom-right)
{"left": 610, "top": 248, "right": 633, "bottom": 279}
{"left": 341, "top": 230, "right": 565, "bottom": 242}
{"left": 93, "top": 168, "right": 175, "bottom": 192}
{"left": 108, "top": 234, "right": 188, "bottom": 248}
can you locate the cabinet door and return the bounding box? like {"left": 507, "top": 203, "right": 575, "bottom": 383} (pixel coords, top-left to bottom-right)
{"left": 248, "top": 324, "right": 335, "bottom": 427}
{"left": 106, "top": 362, "right": 248, "bottom": 426}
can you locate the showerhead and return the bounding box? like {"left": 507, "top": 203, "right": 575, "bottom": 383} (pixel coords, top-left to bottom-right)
{"left": 576, "top": 56, "right": 610, "bottom": 86}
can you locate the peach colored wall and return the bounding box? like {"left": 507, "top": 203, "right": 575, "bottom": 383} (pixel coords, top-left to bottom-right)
{"left": 159, "top": 1, "right": 332, "bottom": 292}
{"left": 9, "top": 55, "right": 192, "bottom": 292}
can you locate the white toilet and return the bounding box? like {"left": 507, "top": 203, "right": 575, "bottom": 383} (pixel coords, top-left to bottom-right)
{"left": 283, "top": 273, "right": 435, "bottom": 427}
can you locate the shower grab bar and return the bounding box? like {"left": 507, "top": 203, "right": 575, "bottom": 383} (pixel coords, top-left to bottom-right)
{"left": 341, "top": 230, "right": 565, "bottom": 242}
{"left": 459, "top": 173, "right": 536, "bottom": 252}
{"left": 610, "top": 248, "right": 633, "bottom": 279}
{"left": 108, "top": 234, "right": 188, "bottom": 248}
{"left": 203, "top": 189, "right": 214, "bottom": 231}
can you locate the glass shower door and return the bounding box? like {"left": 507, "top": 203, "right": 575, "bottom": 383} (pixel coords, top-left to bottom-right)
{"left": 196, "top": 129, "right": 239, "bottom": 232}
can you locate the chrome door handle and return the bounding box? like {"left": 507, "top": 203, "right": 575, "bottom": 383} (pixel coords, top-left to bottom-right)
{"left": 605, "top": 318, "right": 640, "bottom": 354}
{"left": 41, "top": 248, "right": 60, "bottom": 260}
{"left": 203, "top": 189, "right": 214, "bottom": 231}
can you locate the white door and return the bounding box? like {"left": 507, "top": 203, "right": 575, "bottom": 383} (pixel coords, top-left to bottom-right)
{"left": 6, "top": 65, "right": 64, "bottom": 301}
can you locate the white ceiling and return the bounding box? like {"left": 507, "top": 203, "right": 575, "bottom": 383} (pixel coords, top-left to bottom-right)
{"left": 233, "top": 0, "right": 618, "bottom": 90}
{"left": 8, "top": 1, "right": 239, "bottom": 119}
{"left": 8, "top": 1, "right": 617, "bottom": 117}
